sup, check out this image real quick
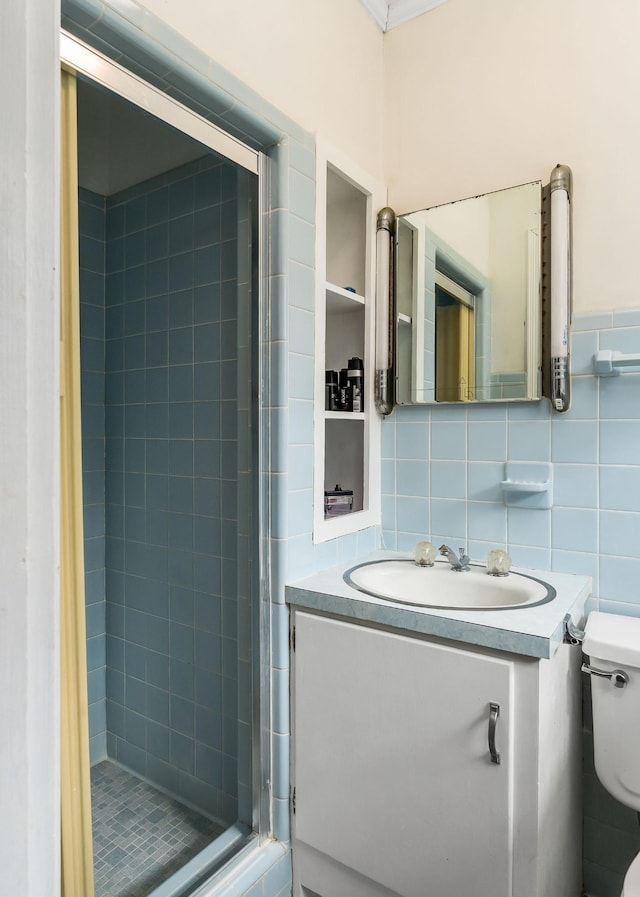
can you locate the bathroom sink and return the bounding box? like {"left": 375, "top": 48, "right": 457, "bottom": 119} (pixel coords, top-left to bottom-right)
{"left": 344, "top": 559, "right": 555, "bottom": 610}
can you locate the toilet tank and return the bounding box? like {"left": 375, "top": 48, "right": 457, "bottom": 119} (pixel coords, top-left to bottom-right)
{"left": 584, "top": 611, "right": 640, "bottom": 811}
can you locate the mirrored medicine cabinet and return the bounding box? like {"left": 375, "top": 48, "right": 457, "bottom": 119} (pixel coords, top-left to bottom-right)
{"left": 394, "top": 180, "right": 542, "bottom": 405}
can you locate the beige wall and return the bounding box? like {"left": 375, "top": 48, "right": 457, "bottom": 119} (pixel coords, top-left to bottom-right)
{"left": 384, "top": 0, "right": 640, "bottom": 312}
{"left": 137, "top": 0, "right": 385, "bottom": 179}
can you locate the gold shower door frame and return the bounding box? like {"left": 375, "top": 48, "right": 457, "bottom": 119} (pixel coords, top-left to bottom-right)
{"left": 60, "top": 66, "right": 95, "bottom": 897}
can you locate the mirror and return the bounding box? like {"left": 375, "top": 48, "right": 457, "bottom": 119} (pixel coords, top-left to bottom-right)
{"left": 395, "top": 181, "right": 542, "bottom": 404}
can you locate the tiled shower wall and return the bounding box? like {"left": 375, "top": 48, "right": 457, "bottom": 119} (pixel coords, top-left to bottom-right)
{"left": 381, "top": 309, "right": 640, "bottom": 896}
{"left": 80, "top": 188, "right": 107, "bottom": 765}
{"left": 78, "top": 152, "right": 251, "bottom": 825}
{"left": 103, "top": 154, "right": 245, "bottom": 825}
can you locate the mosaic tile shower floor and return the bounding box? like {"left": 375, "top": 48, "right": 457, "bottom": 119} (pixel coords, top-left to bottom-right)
{"left": 91, "top": 760, "right": 224, "bottom": 897}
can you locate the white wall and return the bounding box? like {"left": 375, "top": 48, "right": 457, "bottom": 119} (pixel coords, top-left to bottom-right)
{"left": 137, "top": 0, "right": 386, "bottom": 179}
{"left": 0, "top": 0, "right": 60, "bottom": 894}
{"left": 384, "top": 0, "right": 640, "bottom": 312}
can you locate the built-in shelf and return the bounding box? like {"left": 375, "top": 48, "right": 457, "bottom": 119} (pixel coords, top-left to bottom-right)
{"left": 326, "top": 282, "right": 365, "bottom": 305}
{"left": 313, "top": 142, "right": 384, "bottom": 543}
{"left": 324, "top": 411, "right": 366, "bottom": 421}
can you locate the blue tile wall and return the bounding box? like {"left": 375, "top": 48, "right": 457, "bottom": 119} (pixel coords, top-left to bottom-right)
{"left": 382, "top": 311, "right": 640, "bottom": 896}
{"left": 102, "top": 154, "right": 249, "bottom": 826}
{"left": 79, "top": 188, "right": 107, "bottom": 765}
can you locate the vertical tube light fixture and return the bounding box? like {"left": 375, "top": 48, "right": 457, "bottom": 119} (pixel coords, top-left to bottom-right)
{"left": 549, "top": 164, "right": 572, "bottom": 413}
{"left": 375, "top": 207, "right": 396, "bottom": 415}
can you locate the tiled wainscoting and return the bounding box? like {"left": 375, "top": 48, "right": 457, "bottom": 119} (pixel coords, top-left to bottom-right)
{"left": 382, "top": 309, "right": 640, "bottom": 896}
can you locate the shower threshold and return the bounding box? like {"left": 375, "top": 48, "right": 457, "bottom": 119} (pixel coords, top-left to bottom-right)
{"left": 91, "top": 760, "right": 247, "bottom": 897}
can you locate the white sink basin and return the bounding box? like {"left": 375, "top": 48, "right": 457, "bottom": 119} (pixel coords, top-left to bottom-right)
{"left": 344, "top": 559, "right": 555, "bottom": 610}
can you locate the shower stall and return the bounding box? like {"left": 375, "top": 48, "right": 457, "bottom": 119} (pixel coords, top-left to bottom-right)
{"left": 72, "top": 65, "right": 264, "bottom": 897}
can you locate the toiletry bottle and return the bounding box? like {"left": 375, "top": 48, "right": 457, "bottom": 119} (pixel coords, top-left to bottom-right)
{"left": 325, "top": 370, "right": 339, "bottom": 411}
{"left": 347, "top": 357, "right": 364, "bottom": 412}
{"left": 338, "top": 368, "right": 351, "bottom": 411}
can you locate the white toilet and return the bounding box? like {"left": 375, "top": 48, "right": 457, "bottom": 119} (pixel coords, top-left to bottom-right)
{"left": 583, "top": 612, "right": 640, "bottom": 897}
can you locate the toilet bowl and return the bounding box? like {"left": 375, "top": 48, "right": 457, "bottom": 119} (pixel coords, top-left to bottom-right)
{"left": 623, "top": 853, "right": 640, "bottom": 897}
{"left": 583, "top": 612, "right": 640, "bottom": 897}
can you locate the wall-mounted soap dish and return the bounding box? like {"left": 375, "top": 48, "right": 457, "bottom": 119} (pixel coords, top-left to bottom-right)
{"left": 501, "top": 462, "right": 553, "bottom": 509}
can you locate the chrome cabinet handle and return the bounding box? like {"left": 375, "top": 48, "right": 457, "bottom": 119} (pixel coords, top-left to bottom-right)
{"left": 581, "top": 662, "right": 629, "bottom": 689}
{"left": 488, "top": 702, "right": 501, "bottom": 765}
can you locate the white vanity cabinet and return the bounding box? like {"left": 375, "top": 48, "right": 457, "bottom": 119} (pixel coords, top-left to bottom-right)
{"left": 290, "top": 609, "right": 582, "bottom": 897}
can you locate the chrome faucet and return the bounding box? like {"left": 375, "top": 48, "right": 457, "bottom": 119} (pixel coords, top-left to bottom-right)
{"left": 439, "top": 544, "right": 471, "bottom": 572}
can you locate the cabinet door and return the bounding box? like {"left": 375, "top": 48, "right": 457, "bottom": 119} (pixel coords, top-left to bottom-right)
{"left": 292, "top": 613, "right": 514, "bottom": 897}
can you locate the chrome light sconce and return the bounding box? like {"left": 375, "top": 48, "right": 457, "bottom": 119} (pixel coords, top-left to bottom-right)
{"left": 375, "top": 207, "right": 396, "bottom": 415}
{"left": 549, "top": 163, "right": 573, "bottom": 413}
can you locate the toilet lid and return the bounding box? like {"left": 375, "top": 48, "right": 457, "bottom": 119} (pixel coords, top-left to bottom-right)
{"left": 623, "top": 853, "right": 640, "bottom": 896}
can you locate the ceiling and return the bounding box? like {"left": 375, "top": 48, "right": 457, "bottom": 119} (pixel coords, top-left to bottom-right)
{"left": 77, "top": 78, "right": 208, "bottom": 196}
{"left": 358, "top": 0, "right": 449, "bottom": 31}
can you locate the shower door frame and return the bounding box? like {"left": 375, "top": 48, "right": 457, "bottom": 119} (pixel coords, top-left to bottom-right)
{"left": 61, "top": 25, "right": 272, "bottom": 854}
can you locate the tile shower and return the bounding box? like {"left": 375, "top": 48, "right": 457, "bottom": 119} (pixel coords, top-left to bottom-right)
{"left": 79, "top": 151, "right": 255, "bottom": 894}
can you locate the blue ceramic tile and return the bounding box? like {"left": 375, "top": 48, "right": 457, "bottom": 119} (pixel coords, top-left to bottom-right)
{"left": 194, "top": 361, "right": 221, "bottom": 403}
{"left": 124, "top": 265, "right": 146, "bottom": 301}
{"left": 552, "top": 420, "right": 598, "bottom": 464}
{"left": 600, "top": 420, "right": 640, "bottom": 465}
{"left": 288, "top": 260, "right": 314, "bottom": 313}
{"left": 430, "top": 498, "right": 466, "bottom": 541}
{"left": 431, "top": 421, "right": 466, "bottom": 461}
{"left": 598, "top": 556, "right": 640, "bottom": 605}
{"left": 613, "top": 308, "right": 640, "bottom": 328}
{"left": 396, "top": 459, "right": 428, "bottom": 498}
{"left": 289, "top": 307, "right": 314, "bottom": 357}
{"left": 554, "top": 463, "right": 598, "bottom": 509}
{"left": 169, "top": 512, "right": 194, "bottom": 551}
{"left": 168, "top": 327, "right": 193, "bottom": 365}
{"left": 285, "top": 400, "right": 311, "bottom": 449}
{"left": 467, "top": 501, "right": 507, "bottom": 544}
{"left": 194, "top": 244, "right": 221, "bottom": 286}
{"left": 572, "top": 312, "right": 613, "bottom": 331}
{"left": 396, "top": 421, "right": 429, "bottom": 460}
{"left": 468, "top": 420, "right": 506, "bottom": 461}
{"left": 194, "top": 283, "right": 221, "bottom": 326}
{"left": 565, "top": 376, "right": 598, "bottom": 420}
{"left": 600, "top": 465, "right": 640, "bottom": 512}
{"left": 396, "top": 496, "right": 429, "bottom": 534}
{"left": 600, "top": 511, "right": 640, "bottom": 558}
{"left": 288, "top": 353, "right": 314, "bottom": 402}
{"left": 508, "top": 420, "right": 550, "bottom": 462}
{"left": 194, "top": 322, "right": 220, "bottom": 363}
{"left": 287, "top": 445, "right": 313, "bottom": 492}
{"left": 552, "top": 507, "right": 598, "bottom": 553}
{"left": 599, "top": 373, "right": 640, "bottom": 420}
{"left": 507, "top": 507, "right": 550, "bottom": 548}
{"left": 430, "top": 460, "right": 466, "bottom": 500}
{"left": 431, "top": 404, "right": 466, "bottom": 421}
{"left": 170, "top": 730, "right": 194, "bottom": 774}
{"left": 125, "top": 230, "right": 145, "bottom": 268}
{"left": 571, "top": 330, "right": 599, "bottom": 376}
{"left": 193, "top": 402, "right": 220, "bottom": 440}
{"left": 507, "top": 546, "right": 551, "bottom": 569}
{"left": 599, "top": 325, "right": 640, "bottom": 355}
{"left": 551, "top": 549, "right": 598, "bottom": 585}
{"left": 289, "top": 169, "right": 315, "bottom": 225}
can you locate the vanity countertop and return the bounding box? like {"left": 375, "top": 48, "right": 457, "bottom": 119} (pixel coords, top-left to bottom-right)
{"left": 285, "top": 551, "right": 591, "bottom": 659}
